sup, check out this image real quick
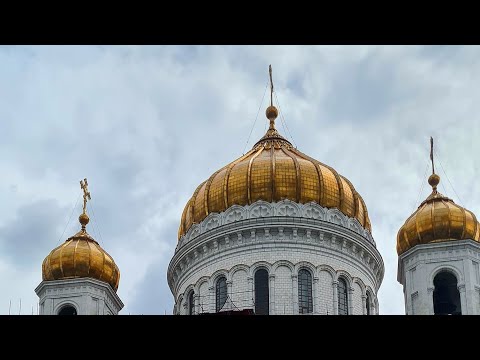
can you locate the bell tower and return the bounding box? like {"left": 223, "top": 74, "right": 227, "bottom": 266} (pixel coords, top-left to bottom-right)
{"left": 35, "top": 178, "right": 123, "bottom": 315}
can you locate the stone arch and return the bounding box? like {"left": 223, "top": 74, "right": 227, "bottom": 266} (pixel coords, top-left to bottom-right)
{"left": 353, "top": 277, "right": 366, "bottom": 296}
{"left": 250, "top": 261, "right": 272, "bottom": 277}
{"left": 229, "top": 264, "right": 250, "bottom": 281}
{"left": 210, "top": 269, "right": 229, "bottom": 287}
{"left": 295, "top": 261, "right": 317, "bottom": 276}
{"left": 194, "top": 276, "right": 209, "bottom": 293}
{"left": 272, "top": 260, "right": 295, "bottom": 273}
{"left": 55, "top": 300, "right": 79, "bottom": 315}
{"left": 429, "top": 265, "right": 463, "bottom": 288}
{"left": 336, "top": 270, "right": 354, "bottom": 287}
{"left": 317, "top": 264, "right": 336, "bottom": 279}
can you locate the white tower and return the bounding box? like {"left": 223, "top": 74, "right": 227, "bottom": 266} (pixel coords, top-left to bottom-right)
{"left": 35, "top": 178, "right": 123, "bottom": 315}
{"left": 397, "top": 139, "right": 480, "bottom": 315}
{"left": 167, "top": 67, "right": 384, "bottom": 315}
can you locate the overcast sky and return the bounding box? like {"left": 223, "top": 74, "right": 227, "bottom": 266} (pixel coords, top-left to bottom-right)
{"left": 1, "top": 45, "right": 479, "bottom": 315}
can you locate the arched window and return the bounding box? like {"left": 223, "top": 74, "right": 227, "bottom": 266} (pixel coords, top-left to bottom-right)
{"left": 254, "top": 269, "right": 269, "bottom": 315}
{"left": 433, "top": 271, "right": 462, "bottom": 315}
{"left": 366, "top": 292, "right": 371, "bottom": 315}
{"left": 298, "top": 269, "right": 313, "bottom": 314}
{"left": 215, "top": 276, "right": 227, "bottom": 312}
{"left": 188, "top": 291, "right": 195, "bottom": 315}
{"left": 58, "top": 305, "right": 77, "bottom": 315}
{"left": 338, "top": 278, "right": 349, "bottom": 315}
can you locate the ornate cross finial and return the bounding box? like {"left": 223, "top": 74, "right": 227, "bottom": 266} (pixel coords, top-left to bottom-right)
{"left": 80, "top": 178, "right": 91, "bottom": 215}
{"left": 269, "top": 64, "right": 274, "bottom": 107}
{"left": 430, "top": 136, "right": 435, "bottom": 175}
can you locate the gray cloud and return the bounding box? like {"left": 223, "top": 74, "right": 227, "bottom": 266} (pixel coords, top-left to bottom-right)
{"left": 0, "top": 199, "right": 66, "bottom": 267}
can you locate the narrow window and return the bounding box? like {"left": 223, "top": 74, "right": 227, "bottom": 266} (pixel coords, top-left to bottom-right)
{"left": 298, "top": 269, "right": 313, "bottom": 314}
{"left": 216, "top": 276, "right": 227, "bottom": 312}
{"left": 254, "top": 269, "right": 269, "bottom": 315}
{"left": 338, "top": 278, "right": 348, "bottom": 315}
{"left": 433, "top": 271, "right": 461, "bottom": 315}
{"left": 188, "top": 291, "right": 195, "bottom": 315}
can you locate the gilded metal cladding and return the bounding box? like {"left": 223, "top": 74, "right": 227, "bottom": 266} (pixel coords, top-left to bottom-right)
{"left": 397, "top": 175, "right": 480, "bottom": 255}
{"left": 42, "top": 229, "right": 120, "bottom": 291}
{"left": 178, "top": 107, "right": 372, "bottom": 239}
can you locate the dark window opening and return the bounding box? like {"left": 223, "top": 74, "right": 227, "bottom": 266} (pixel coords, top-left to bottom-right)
{"left": 58, "top": 306, "right": 77, "bottom": 315}
{"left": 216, "top": 276, "right": 227, "bottom": 312}
{"left": 188, "top": 291, "right": 195, "bottom": 315}
{"left": 338, "top": 278, "right": 349, "bottom": 315}
{"left": 298, "top": 269, "right": 313, "bottom": 314}
{"left": 254, "top": 269, "right": 269, "bottom": 315}
{"left": 433, "top": 271, "right": 462, "bottom": 315}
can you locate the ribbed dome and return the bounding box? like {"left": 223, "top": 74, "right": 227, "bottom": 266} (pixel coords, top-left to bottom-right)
{"left": 178, "top": 105, "right": 371, "bottom": 239}
{"left": 397, "top": 174, "right": 480, "bottom": 255}
{"left": 42, "top": 213, "right": 120, "bottom": 291}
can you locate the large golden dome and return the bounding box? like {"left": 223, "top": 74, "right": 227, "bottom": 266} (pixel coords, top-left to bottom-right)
{"left": 42, "top": 183, "right": 120, "bottom": 291}
{"left": 397, "top": 173, "right": 480, "bottom": 255}
{"left": 178, "top": 105, "right": 371, "bottom": 239}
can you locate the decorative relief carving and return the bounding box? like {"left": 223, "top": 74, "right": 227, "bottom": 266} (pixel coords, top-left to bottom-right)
{"left": 179, "top": 199, "right": 374, "bottom": 246}
{"left": 249, "top": 201, "right": 274, "bottom": 218}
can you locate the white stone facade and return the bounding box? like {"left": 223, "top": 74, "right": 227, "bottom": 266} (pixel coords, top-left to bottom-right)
{"left": 35, "top": 278, "right": 124, "bottom": 315}
{"left": 398, "top": 239, "right": 480, "bottom": 315}
{"left": 168, "top": 200, "right": 384, "bottom": 315}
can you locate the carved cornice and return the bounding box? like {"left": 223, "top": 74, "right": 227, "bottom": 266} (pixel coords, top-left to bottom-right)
{"left": 177, "top": 200, "right": 375, "bottom": 251}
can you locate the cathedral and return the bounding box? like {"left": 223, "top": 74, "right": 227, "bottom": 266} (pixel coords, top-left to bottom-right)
{"left": 35, "top": 67, "right": 480, "bottom": 315}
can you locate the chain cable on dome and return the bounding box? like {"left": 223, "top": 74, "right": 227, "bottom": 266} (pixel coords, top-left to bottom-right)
{"left": 413, "top": 158, "right": 430, "bottom": 211}
{"left": 56, "top": 192, "right": 82, "bottom": 245}
{"left": 435, "top": 152, "right": 464, "bottom": 207}
{"left": 274, "top": 90, "right": 297, "bottom": 148}
{"left": 242, "top": 82, "right": 269, "bottom": 155}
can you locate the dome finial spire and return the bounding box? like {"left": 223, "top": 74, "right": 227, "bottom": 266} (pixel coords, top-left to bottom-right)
{"left": 269, "top": 64, "right": 274, "bottom": 107}
{"left": 79, "top": 178, "right": 91, "bottom": 231}
{"left": 265, "top": 65, "right": 279, "bottom": 130}
{"left": 428, "top": 137, "right": 440, "bottom": 192}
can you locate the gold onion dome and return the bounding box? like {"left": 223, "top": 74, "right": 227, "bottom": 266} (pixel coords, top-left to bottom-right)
{"left": 397, "top": 172, "right": 480, "bottom": 256}
{"left": 42, "top": 179, "right": 120, "bottom": 291}
{"left": 178, "top": 69, "right": 371, "bottom": 239}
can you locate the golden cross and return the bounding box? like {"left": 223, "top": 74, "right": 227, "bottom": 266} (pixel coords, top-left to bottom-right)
{"left": 80, "top": 178, "right": 91, "bottom": 214}
{"left": 269, "top": 64, "right": 274, "bottom": 107}
{"left": 430, "top": 136, "right": 435, "bottom": 174}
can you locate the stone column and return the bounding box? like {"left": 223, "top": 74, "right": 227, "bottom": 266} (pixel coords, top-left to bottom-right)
{"left": 361, "top": 295, "right": 367, "bottom": 315}
{"left": 269, "top": 274, "right": 276, "bottom": 315}
{"left": 348, "top": 287, "right": 354, "bottom": 315}
{"left": 194, "top": 294, "right": 200, "bottom": 315}
{"left": 458, "top": 283, "right": 467, "bottom": 315}
{"left": 292, "top": 274, "right": 298, "bottom": 314}
{"left": 313, "top": 277, "right": 319, "bottom": 314}
{"left": 226, "top": 280, "right": 233, "bottom": 309}
{"left": 247, "top": 276, "right": 254, "bottom": 309}
{"left": 427, "top": 287, "right": 435, "bottom": 315}
{"left": 209, "top": 286, "right": 215, "bottom": 313}
{"left": 332, "top": 280, "right": 338, "bottom": 315}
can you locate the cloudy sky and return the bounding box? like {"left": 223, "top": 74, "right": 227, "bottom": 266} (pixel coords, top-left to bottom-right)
{"left": 1, "top": 45, "right": 479, "bottom": 315}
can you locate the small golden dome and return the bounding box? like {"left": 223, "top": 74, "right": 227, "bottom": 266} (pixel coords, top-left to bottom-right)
{"left": 42, "top": 180, "right": 120, "bottom": 291}
{"left": 397, "top": 174, "right": 480, "bottom": 255}
{"left": 178, "top": 106, "right": 371, "bottom": 239}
